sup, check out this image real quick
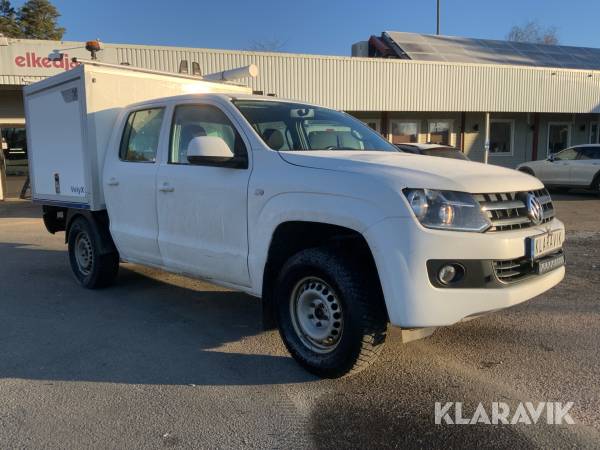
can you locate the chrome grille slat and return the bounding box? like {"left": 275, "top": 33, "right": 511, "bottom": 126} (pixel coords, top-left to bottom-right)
{"left": 491, "top": 216, "right": 531, "bottom": 227}
{"left": 493, "top": 257, "right": 533, "bottom": 282}
{"left": 476, "top": 188, "right": 554, "bottom": 232}
{"left": 480, "top": 200, "right": 525, "bottom": 211}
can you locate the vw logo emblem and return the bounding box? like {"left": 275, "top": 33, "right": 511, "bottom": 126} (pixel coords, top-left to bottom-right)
{"left": 526, "top": 193, "right": 544, "bottom": 225}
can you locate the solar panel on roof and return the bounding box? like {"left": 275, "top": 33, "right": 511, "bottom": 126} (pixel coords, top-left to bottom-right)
{"left": 384, "top": 31, "right": 600, "bottom": 70}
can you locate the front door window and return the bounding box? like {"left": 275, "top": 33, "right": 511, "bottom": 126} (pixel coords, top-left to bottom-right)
{"left": 548, "top": 123, "right": 571, "bottom": 155}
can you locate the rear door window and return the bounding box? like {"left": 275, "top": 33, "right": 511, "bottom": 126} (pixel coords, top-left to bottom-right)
{"left": 119, "top": 108, "right": 165, "bottom": 162}
{"left": 578, "top": 147, "right": 600, "bottom": 160}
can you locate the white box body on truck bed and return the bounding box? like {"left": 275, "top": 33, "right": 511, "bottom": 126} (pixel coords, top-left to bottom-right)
{"left": 24, "top": 63, "right": 249, "bottom": 210}
{"left": 25, "top": 63, "right": 566, "bottom": 378}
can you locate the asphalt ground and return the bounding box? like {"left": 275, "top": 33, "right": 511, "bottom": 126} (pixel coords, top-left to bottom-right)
{"left": 0, "top": 190, "right": 599, "bottom": 449}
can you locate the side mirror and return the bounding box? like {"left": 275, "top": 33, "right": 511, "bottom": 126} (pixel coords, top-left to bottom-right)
{"left": 186, "top": 136, "right": 247, "bottom": 168}
{"left": 547, "top": 154, "right": 556, "bottom": 162}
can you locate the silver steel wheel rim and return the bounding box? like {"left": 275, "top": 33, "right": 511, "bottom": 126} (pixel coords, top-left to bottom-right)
{"left": 289, "top": 277, "right": 343, "bottom": 354}
{"left": 75, "top": 232, "right": 93, "bottom": 276}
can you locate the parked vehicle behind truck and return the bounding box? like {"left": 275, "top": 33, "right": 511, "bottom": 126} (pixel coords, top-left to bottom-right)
{"left": 25, "top": 62, "right": 566, "bottom": 377}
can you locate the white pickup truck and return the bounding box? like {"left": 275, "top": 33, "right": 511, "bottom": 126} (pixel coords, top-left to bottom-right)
{"left": 25, "top": 62, "right": 566, "bottom": 377}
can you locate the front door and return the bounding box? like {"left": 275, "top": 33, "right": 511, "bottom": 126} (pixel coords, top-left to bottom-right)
{"left": 103, "top": 106, "right": 166, "bottom": 265}
{"left": 156, "top": 102, "right": 251, "bottom": 286}
{"left": 545, "top": 147, "right": 578, "bottom": 185}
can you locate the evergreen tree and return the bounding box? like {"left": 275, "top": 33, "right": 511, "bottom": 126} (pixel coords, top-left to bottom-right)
{"left": 0, "top": 0, "right": 21, "bottom": 37}
{"left": 17, "top": 0, "right": 65, "bottom": 40}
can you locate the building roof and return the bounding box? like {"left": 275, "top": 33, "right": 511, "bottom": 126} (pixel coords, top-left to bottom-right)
{"left": 3, "top": 38, "right": 600, "bottom": 114}
{"left": 384, "top": 31, "right": 600, "bottom": 70}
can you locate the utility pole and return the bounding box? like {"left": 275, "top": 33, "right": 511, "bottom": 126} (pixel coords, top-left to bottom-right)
{"left": 436, "top": 0, "right": 440, "bottom": 35}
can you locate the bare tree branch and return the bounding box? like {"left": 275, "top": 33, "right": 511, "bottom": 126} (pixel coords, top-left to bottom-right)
{"left": 507, "top": 20, "right": 559, "bottom": 45}
{"left": 248, "top": 38, "right": 287, "bottom": 53}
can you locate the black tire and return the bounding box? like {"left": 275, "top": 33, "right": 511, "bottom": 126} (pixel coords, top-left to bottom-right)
{"left": 549, "top": 186, "right": 570, "bottom": 194}
{"left": 68, "top": 216, "right": 119, "bottom": 289}
{"left": 592, "top": 173, "right": 600, "bottom": 197}
{"left": 275, "top": 247, "right": 387, "bottom": 378}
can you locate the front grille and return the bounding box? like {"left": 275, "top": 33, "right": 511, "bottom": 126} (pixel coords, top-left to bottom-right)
{"left": 493, "top": 256, "right": 535, "bottom": 283}
{"left": 474, "top": 189, "right": 554, "bottom": 232}
{"left": 493, "top": 251, "right": 564, "bottom": 283}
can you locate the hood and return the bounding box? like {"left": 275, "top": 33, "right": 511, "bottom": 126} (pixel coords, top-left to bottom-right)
{"left": 278, "top": 151, "right": 543, "bottom": 193}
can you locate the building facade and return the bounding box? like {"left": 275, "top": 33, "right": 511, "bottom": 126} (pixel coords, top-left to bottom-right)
{"left": 2, "top": 33, "right": 600, "bottom": 177}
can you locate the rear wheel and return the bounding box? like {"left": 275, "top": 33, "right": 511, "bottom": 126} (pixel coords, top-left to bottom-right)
{"left": 275, "top": 247, "right": 387, "bottom": 378}
{"left": 68, "top": 217, "right": 119, "bottom": 289}
{"left": 592, "top": 173, "right": 600, "bottom": 196}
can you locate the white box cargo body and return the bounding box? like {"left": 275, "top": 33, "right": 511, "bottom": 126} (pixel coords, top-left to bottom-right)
{"left": 24, "top": 63, "right": 251, "bottom": 210}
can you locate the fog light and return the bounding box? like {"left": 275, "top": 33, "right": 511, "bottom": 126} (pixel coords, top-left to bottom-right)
{"left": 438, "top": 264, "right": 458, "bottom": 285}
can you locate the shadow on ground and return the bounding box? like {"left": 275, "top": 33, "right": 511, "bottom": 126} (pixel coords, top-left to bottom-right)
{"left": 0, "top": 242, "right": 313, "bottom": 386}
{"left": 0, "top": 199, "right": 40, "bottom": 218}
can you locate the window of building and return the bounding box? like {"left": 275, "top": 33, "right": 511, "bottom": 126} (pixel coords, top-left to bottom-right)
{"left": 119, "top": 108, "right": 165, "bottom": 162}
{"left": 589, "top": 123, "right": 599, "bottom": 144}
{"left": 547, "top": 122, "right": 571, "bottom": 155}
{"left": 363, "top": 119, "right": 381, "bottom": 133}
{"left": 489, "top": 120, "right": 514, "bottom": 155}
{"left": 390, "top": 120, "right": 419, "bottom": 143}
{"left": 1, "top": 126, "right": 27, "bottom": 160}
{"left": 427, "top": 120, "right": 452, "bottom": 145}
{"left": 170, "top": 104, "right": 246, "bottom": 164}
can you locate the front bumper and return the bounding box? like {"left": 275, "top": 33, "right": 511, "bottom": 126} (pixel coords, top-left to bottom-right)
{"left": 364, "top": 216, "right": 566, "bottom": 328}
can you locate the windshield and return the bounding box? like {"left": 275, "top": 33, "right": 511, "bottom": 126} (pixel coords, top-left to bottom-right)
{"left": 234, "top": 100, "right": 398, "bottom": 152}
{"left": 421, "top": 147, "right": 469, "bottom": 160}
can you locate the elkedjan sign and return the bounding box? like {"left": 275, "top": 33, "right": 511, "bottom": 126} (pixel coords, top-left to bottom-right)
{"left": 14, "top": 52, "right": 79, "bottom": 70}
{"left": 1, "top": 41, "right": 118, "bottom": 78}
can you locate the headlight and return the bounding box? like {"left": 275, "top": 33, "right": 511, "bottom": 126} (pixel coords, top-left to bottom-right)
{"left": 403, "top": 189, "right": 491, "bottom": 232}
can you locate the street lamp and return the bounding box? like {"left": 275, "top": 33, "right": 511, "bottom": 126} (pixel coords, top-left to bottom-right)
{"left": 436, "top": 0, "right": 440, "bottom": 35}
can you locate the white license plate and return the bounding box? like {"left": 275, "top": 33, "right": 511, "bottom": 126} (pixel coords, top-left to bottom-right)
{"left": 527, "top": 229, "right": 565, "bottom": 260}
{"left": 536, "top": 253, "right": 565, "bottom": 275}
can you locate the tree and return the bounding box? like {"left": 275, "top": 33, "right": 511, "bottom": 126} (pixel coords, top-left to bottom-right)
{"left": 507, "top": 21, "right": 558, "bottom": 45}
{"left": 0, "top": 0, "right": 21, "bottom": 37}
{"left": 17, "top": 0, "right": 65, "bottom": 40}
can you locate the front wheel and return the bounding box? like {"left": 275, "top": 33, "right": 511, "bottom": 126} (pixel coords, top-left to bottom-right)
{"left": 68, "top": 217, "right": 119, "bottom": 289}
{"left": 275, "top": 247, "right": 388, "bottom": 378}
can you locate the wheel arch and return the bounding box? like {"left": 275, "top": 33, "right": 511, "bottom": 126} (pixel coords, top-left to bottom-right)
{"left": 259, "top": 220, "right": 386, "bottom": 330}
{"left": 518, "top": 166, "right": 535, "bottom": 176}
{"left": 591, "top": 169, "right": 600, "bottom": 190}
{"left": 65, "top": 209, "right": 117, "bottom": 255}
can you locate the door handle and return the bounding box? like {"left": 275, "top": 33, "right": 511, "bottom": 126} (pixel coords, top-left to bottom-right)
{"left": 159, "top": 183, "right": 175, "bottom": 193}
{"left": 107, "top": 177, "right": 119, "bottom": 186}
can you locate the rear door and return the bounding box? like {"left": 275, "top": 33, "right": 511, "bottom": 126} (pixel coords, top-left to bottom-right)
{"left": 570, "top": 147, "right": 600, "bottom": 186}
{"left": 103, "top": 106, "right": 166, "bottom": 265}
{"left": 156, "top": 100, "right": 252, "bottom": 286}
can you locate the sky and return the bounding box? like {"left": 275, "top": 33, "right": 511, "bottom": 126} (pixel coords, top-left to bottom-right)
{"left": 11, "top": 0, "right": 600, "bottom": 54}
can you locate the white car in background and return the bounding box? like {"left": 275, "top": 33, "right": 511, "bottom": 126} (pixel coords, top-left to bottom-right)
{"left": 517, "top": 145, "right": 600, "bottom": 195}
